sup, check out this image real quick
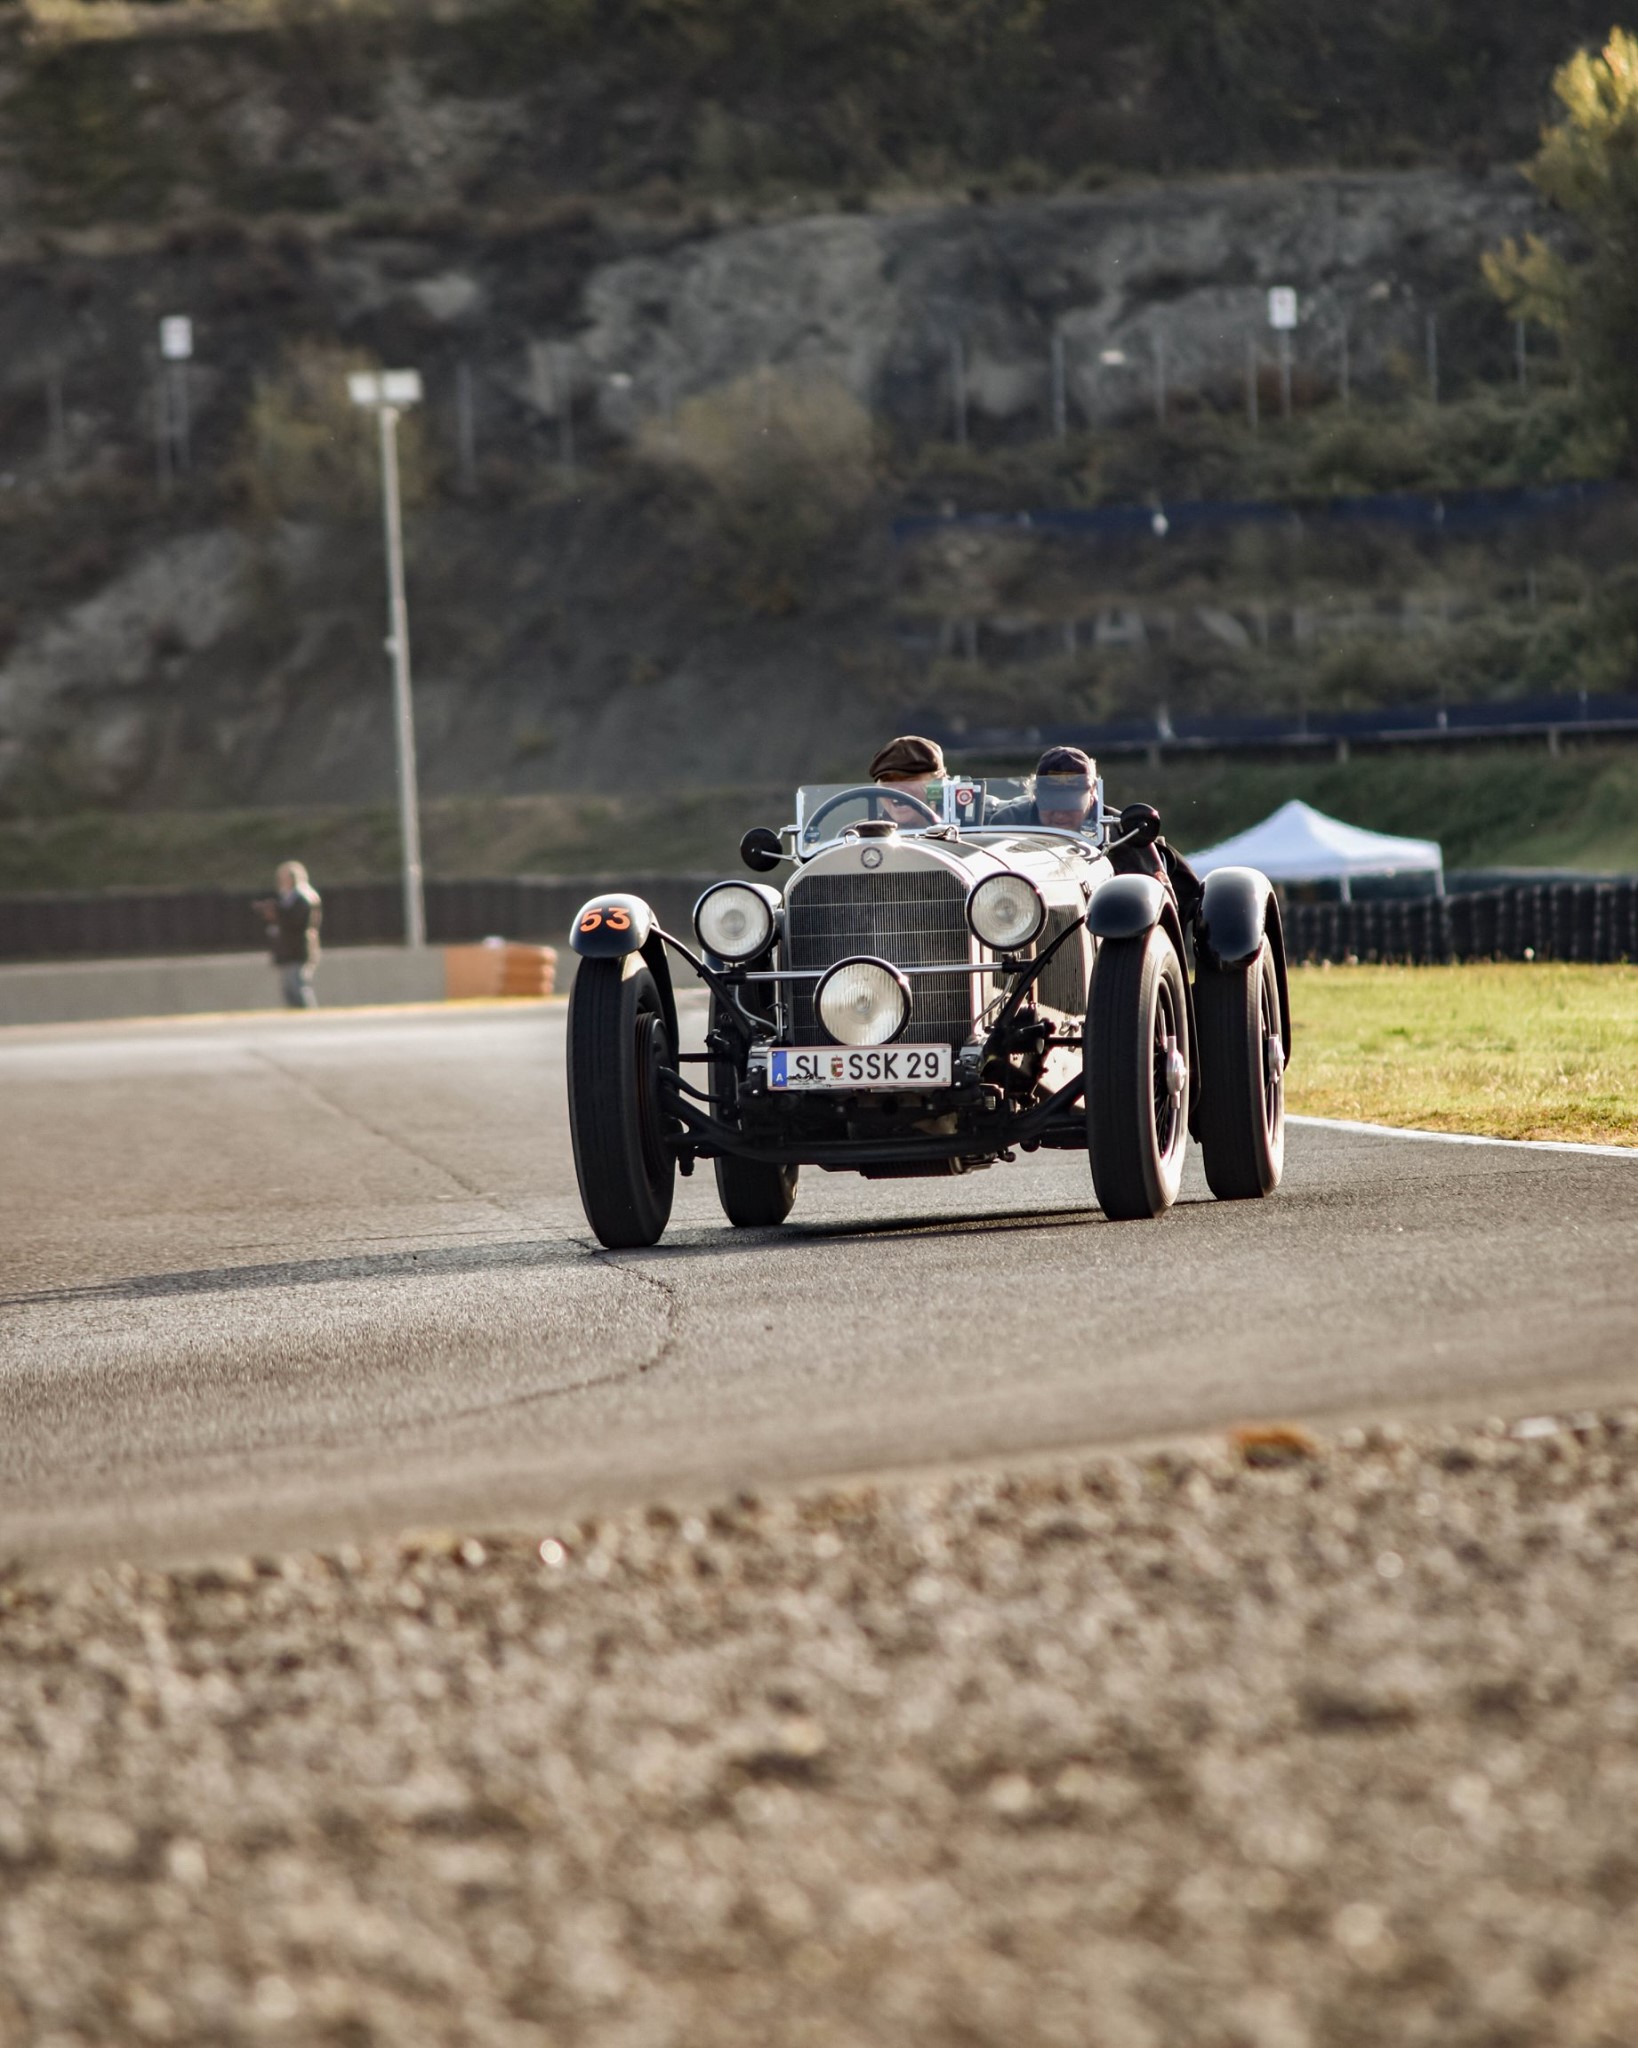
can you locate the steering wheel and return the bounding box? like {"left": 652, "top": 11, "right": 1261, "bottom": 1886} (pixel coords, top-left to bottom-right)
{"left": 803, "top": 783, "right": 940, "bottom": 841}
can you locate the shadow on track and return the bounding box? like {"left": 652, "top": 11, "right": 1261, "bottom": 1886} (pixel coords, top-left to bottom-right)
{"left": 607, "top": 1203, "right": 1113, "bottom": 1263}
{"left": 597, "top": 1182, "right": 1219, "bottom": 1263}
{"left": 12, "top": 1198, "right": 1215, "bottom": 1305}
{"left": 2, "top": 1239, "right": 570, "bottom": 1309}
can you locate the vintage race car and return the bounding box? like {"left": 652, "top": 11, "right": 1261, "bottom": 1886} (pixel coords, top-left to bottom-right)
{"left": 564, "top": 774, "right": 1290, "bottom": 1248}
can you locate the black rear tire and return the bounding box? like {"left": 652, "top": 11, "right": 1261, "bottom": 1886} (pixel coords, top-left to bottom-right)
{"left": 1086, "top": 926, "right": 1190, "bottom": 1220}
{"left": 710, "top": 998, "right": 798, "bottom": 1226}
{"left": 566, "top": 957, "right": 676, "bottom": 1248}
{"left": 715, "top": 1153, "right": 799, "bottom": 1227}
{"left": 1196, "top": 938, "right": 1285, "bottom": 1200}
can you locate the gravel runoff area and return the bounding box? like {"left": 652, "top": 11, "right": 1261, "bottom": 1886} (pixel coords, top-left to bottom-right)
{"left": 5, "top": 1413, "right": 1638, "bottom": 2048}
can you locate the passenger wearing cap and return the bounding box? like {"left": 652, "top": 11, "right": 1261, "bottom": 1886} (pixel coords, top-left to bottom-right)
{"left": 991, "top": 746, "right": 1099, "bottom": 833}
{"left": 870, "top": 734, "right": 946, "bottom": 826}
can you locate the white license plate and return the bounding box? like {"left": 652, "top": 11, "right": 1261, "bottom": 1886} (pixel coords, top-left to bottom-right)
{"left": 769, "top": 1045, "right": 953, "bottom": 1090}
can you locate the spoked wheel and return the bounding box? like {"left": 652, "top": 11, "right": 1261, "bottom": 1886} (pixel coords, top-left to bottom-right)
{"left": 566, "top": 957, "right": 677, "bottom": 1248}
{"left": 1196, "top": 937, "right": 1285, "bottom": 1201}
{"left": 1087, "top": 926, "right": 1191, "bottom": 1220}
{"left": 710, "top": 1000, "right": 798, "bottom": 1228}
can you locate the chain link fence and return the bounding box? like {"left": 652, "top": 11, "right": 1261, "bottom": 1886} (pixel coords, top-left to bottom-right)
{"left": 13, "top": 291, "right": 1569, "bottom": 503}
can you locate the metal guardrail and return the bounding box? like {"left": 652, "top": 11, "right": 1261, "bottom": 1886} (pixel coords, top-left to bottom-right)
{"left": 900, "top": 484, "right": 1638, "bottom": 761}
{"left": 893, "top": 480, "right": 1630, "bottom": 545}
{"left": 922, "top": 691, "right": 1638, "bottom": 760}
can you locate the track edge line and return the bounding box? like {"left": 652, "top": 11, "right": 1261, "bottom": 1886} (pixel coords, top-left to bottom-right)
{"left": 1287, "top": 1113, "right": 1638, "bottom": 1159}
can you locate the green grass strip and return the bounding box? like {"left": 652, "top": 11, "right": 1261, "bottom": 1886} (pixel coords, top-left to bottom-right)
{"left": 1287, "top": 962, "right": 1638, "bottom": 1147}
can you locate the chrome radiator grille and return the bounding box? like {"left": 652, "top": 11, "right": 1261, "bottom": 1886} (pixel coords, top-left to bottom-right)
{"left": 1035, "top": 905, "right": 1088, "bottom": 1017}
{"left": 785, "top": 868, "right": 972, "bottom": 1045}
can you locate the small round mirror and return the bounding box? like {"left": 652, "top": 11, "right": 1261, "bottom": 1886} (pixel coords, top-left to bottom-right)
{"left": 740, "top": 826, "right": 784, "bottom": 873}
{"left": 1119, "top": 803, "right": 1163, "bottom": 848}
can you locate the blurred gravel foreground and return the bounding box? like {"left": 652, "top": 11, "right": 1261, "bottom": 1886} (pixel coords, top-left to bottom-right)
{"left": 4, "top": 1417, "right": 1638, "bottom": 2048}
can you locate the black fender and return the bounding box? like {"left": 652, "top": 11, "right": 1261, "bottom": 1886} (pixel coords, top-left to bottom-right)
{"left": 570, "top": 892, "right": 653, "bottom": 957}
{"left": 1086, "top": 872, "right": 1167, "bottom": 940}
{"left": 568, "top": 893, "right": 679, "bottom": 1059}
{"left": 1086, "top": 873, "right": 1200, "bottom": 1133}
{"left": 1194, "top": 866, "right": 1291, "bottom": 1061}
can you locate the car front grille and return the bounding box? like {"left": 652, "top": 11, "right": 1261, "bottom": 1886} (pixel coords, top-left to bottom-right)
{"left": 1035, "top": 904, "right": 1088, "bottom": 1017}
{"left": 785, "top": 867, "right": 972, "bottom": 1045}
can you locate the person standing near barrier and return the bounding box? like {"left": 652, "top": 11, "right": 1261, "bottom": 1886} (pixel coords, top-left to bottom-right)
{"left": 253, "top": 862, "right": 322, "bottom": 1009}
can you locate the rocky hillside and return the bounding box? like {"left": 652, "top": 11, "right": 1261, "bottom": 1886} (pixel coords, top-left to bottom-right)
{"left": 3, "top": 166, "right": 1600, "bottom": 815}
{"left": 5, "top": 0, "right": 1620, "bottom": 230}
{"left": 0, "top": 4, "right": 1625, "bottom": 828}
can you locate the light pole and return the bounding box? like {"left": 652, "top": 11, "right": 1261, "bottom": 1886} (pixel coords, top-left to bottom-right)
{"left": 348, "top": 369, "right": 427, "bottom": 950}
{"left": 159, "top": 315, "right": 193, "bottom": 484}
{"left": 1268, "top": 287, "right": 1297, "bottom": 420}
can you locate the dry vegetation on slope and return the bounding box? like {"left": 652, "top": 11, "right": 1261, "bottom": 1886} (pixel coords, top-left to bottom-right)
{"left": 7, "top": 0, "right": 1630, "bottom": 228}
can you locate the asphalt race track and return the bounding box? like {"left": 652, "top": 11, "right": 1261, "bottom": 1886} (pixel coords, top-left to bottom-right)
{"left": 4, "top": 999, "right": 1636, "bottom": 1571}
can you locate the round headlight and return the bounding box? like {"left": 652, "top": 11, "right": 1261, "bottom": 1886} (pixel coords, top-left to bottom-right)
{"left": 816, "top": 957, "right": 912, "bottom": 1047}
{"left": 967, "top": 872, "right": 1047, "bottom": 951}
{"left": 694, "top": 883, "right": 774, "bottom": 962}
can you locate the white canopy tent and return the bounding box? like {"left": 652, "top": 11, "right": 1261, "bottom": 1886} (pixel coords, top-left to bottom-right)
{"left": 1187, "top": 799, "right": 1444, "bottom": 901}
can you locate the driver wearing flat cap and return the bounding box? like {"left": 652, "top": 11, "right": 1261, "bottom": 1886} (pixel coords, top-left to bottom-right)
{"left": 870, "top": 734, "right": 947, "bottom": 826}
{"left": 991, "top": 746, "right": 1099, "bottom": 833}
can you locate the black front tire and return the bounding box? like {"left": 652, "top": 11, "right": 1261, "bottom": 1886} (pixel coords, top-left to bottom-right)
{"left": 1087, "top": 926, "right": 1190, "bottom": 1220}
{"left": 566, "top": 957, "right": 676, "bottom": 1248}
{"left": 1196, "top": 938, "right": 1285, "bottom": 1200}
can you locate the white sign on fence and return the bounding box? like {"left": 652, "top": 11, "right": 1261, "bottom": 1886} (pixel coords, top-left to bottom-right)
{"left": 159, "top": 316, "right": 193, "bottom": 361}
{"left": 1267, "top": 288, "right": 1298, "bottom": 332}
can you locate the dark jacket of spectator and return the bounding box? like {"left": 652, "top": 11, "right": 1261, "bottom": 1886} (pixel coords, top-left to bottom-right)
{"left": 268, "top": 888, "right": 317, "bottom": 966}
{"left": 265, "top": 876, "right": 321, "bottom": 965}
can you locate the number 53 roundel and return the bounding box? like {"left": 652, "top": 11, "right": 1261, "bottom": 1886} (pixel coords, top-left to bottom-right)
{"left": 569, "top": 892, "right": 654, "bottom": 957}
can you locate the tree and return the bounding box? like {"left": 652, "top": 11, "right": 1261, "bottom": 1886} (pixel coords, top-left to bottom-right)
{"left": 1485, "top": 28, "right": 1638, "bottom": 456}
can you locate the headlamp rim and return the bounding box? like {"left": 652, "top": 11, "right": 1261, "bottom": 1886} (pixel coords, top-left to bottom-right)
{"left": 965, "top": 870, "right": 1048, "bottom": 952}
{"left": 814, "top": 954, "right": 914, "bottom": 1048}
{"left": 692, "top": 880, "right": 777, "bottom": 962}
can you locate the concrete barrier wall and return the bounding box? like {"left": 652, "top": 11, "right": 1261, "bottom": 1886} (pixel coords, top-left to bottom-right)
{"left": 0, "top": 948, "right": 451, "bottom": 1027}
{"left": 0, "top": 872, "right": 718, "bottom": 1023}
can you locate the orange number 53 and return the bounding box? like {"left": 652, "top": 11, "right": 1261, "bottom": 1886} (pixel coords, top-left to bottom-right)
{"left": 580, "top": 905, "right": 632, "bottom": 934}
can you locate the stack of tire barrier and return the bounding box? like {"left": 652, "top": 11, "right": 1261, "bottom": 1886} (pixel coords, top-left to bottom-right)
{"left": 0, "top": 876, "right": 715, "bottom": 964}
{"left": 1284, "top": 880, "right": 1638, "bottom": 965}
{"left": 443, "top": 941, "right": 558, "bottom": 999}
